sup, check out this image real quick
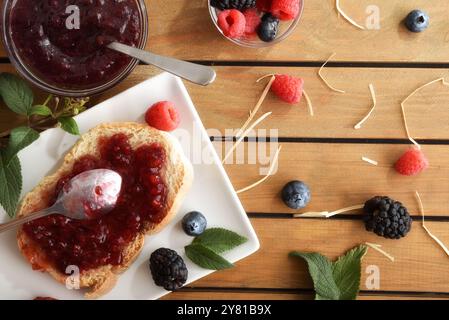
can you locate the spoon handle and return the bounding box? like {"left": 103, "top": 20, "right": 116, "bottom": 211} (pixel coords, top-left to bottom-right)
{"left": 0, "top": 206, "right": 59, "bottom": 234}
{"left": 107, "top": 42, "right": 216, "bottom": 86}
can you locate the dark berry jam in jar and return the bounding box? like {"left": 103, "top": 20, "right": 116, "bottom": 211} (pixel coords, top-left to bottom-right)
{"left": 1, "top": 0, "right": 148, "bottom": 96}
{"left": 22, "top": 134, "right": 168, "bottom": 273}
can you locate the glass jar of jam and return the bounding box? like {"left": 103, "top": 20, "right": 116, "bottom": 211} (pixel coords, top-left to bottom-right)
{"left": 1, "top": 0, "right": 148, "bottom": 96}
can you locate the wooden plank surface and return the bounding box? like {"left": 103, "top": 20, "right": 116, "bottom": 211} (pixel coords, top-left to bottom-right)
{"left": 147, "top": 0, "right": 449, "bottom": 63}
{"left": 1, "top": 67, "right": 449, "bottom": 298}
{"left": 2, "top": 1, "right": 449, "bottom": 63}
{"left": 188, "top": 218, "right": 449, "bottom": 294}
{"left": 220, "top": 142, "right": 449, "bottom": 216}
{"left": 162, "top": 291, "right": 447, "bottom": 300}
{"left": 2, "top": 0, "right": 449, "bottom": 300}
{"left": 3, "top": 65, "right": 449, "bottom": 141}
{"left": 163, "top": 291, "right": 314, "bottom": 300}
{"left": 192, "top": 67, "right": 449, "bottom": 140}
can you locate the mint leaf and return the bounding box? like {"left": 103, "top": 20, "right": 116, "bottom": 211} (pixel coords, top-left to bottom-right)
{"left": 30, "top": 105, "right": 53, "bottom": 117}
{"left": 58, "top": 117, "right": 80, "bottom": 135}
{"left": 3, "top": 127, "right": 39, "bottom": 166}
{"left": 290, "top": 252, "right": 340, "bottom": 300}
{"left": 185, "top": 244, "right": 234, "bottom": 270}
{"left": 332, "top": 245, "right": 367, "bottom": 300}
{"left": 193, "top": 228, "right": 248, "bottom": 254}
{"left": 290, "top": 245, "right": 368, "bottom": 300}
{"left": 0, "top": 150, "right": 22, "bottom": 218}
{"left": 186, "top": 228, "right": 246, "bottom": 270}
{"left": 0, "top": 73, "right": 33, "bottom": 116}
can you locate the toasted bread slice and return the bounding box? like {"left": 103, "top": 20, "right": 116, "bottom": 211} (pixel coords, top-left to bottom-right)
{"left": 16, "top": 123, "right": 193, "bottom": 299}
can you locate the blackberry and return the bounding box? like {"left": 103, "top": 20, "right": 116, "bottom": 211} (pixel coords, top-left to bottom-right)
{"left": 149, "top": 248, "right": 188, "bottom": 291}
{"left": 210, "top": 0, "right": 256, "bottom": 11}
{"left": 363, "top": 196, "right": 412, "bottom": 239}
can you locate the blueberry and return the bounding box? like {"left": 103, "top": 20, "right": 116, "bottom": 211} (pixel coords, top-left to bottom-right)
{"left": 281, "top": 181, "right": 311, "bottom": 210}
{"left": 405, "top": 10, "right": 429, "bottom": 33}
{"left": 258, "top": 14, "right": 279, "bottom": 42}
{"left": 182, "top": 211, "right": 207, "bottom": 236}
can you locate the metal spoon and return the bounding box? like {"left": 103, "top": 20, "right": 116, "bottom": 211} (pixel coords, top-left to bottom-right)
{"left": 107, "top": 42, "right": 216, "bottom": 86}
{"left": 0, "top": 169, "right": 122, "bottom": 233}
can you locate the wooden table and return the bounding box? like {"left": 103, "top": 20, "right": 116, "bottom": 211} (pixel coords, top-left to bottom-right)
{"left": 2, "top": 0, "right": 449, "bottom": 300}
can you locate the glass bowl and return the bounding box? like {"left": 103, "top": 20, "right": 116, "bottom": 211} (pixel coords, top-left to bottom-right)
{"left": 208, "top": 1, "right": 304, "bottom": 48}
{"left": 1, "top": 0, "right": 148, "bottom": 97}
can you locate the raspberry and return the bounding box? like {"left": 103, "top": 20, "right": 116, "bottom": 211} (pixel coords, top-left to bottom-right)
{"left": 243, "top": 8, "right": 261, "bottom": 35}
{"left": 256, "top": 0, "right": 272, "bottom": 12}
{"left": 271, "top": 0, "right": 301, "bottom": 21}
{"left": 395, "top": 147, "right": 429, "bottom": 176}
{"left": 217, "top": 9, "right": 246, "bottom": 38}
{"left": 270, "top": 74, "right": 304, "bottom": 104}
{"left": 145, "top": 101, "right": 180, "bottom": 132}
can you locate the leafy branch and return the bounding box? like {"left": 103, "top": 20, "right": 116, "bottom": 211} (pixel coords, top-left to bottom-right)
{"left": 0, "top": 72, "right": 88, "bottom": 217}
{"left": 0, "top": 94, "right": 87, "bottom": 138}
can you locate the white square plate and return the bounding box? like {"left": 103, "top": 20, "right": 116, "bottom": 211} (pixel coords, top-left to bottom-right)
{"left": 0, "top": 73, "right": 260, "bottom": 300}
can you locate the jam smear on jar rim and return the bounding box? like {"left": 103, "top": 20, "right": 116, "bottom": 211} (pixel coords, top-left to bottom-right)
{"left": 22, "top": 134, "right": 168, "bottom": 273}
{"left": 9, "top": 0, "right": 142, "bottom": 90}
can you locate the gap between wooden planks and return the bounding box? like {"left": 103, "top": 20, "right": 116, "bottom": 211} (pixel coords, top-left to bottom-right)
{"left": 188, "top": 218, "right": 449, "bottom": 294}
{"left": 2, "top": 0, "right": 449, "bottom": 62}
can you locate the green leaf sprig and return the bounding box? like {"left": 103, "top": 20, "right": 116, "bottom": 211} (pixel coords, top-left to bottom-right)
{"left": 290, "top": 245, "right": 368, "bottom": 300}
{"left": 0, "top": 73, "right": 88, "bottom": 217}
{"left": 185, "top": 228, "right": 248, "bottom": 270}
{"left": 0, "top": 151, "right": 22, "bottom": 218}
